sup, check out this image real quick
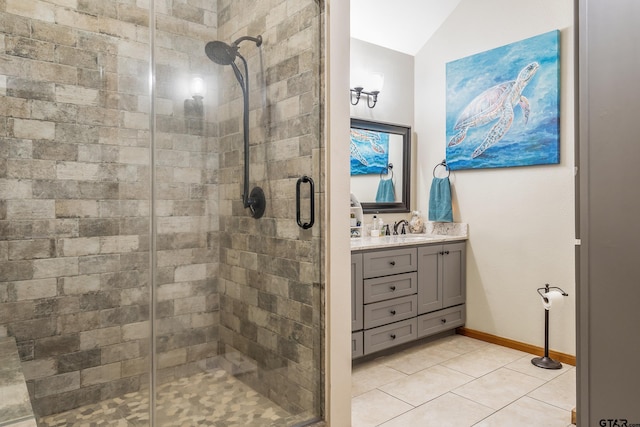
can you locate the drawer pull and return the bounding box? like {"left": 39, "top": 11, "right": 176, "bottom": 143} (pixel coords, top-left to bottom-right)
{"left": 441, "top": 318, "right": 447, "bottom": 323}
{"left": 390, "top": 334, "right": 396, "bottom": 340}
{"left": 390, "top": 310, "right": 396, "bottom": 315}
{"left": 389, "top": 260, "right": 396, "bottom": 266}
{"left": 445, "top": 250, "right": 450, "bottom": 255}
{"left": 389, "top": 285, "right": 396, "bottom": 291}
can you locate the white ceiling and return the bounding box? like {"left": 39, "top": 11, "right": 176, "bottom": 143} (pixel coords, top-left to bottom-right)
{"left": 350, "top": 0, "right": 461, "bottom": 56}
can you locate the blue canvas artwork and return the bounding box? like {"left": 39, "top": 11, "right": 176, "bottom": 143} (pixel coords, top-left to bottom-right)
{"left": 350, "top": 128, "right": 390, "bottom": 175}
{"left": 446, "top": 30, "right": 560, "bottom": 170}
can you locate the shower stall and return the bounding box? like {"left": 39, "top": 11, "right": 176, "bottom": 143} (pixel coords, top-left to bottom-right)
{"left": 0, "top": 0, "right": 325, "bottom": 425}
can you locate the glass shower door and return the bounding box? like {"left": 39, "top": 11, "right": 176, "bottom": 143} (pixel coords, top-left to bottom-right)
{"left": 0, "top": 0, "right": 323, "bottom": 424}
{"left": 151, "top": 0, "right": 324, "bottom": 425}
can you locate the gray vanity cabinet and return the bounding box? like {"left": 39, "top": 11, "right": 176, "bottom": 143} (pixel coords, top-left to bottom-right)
{"left": 351, "top": 254, "right": 363, "bottom": 331}
{"left": 352, "top": 241, "right": 466, "bottom": 359}
{"left": 351, "top": 254, "right": 364, "bottom": 358}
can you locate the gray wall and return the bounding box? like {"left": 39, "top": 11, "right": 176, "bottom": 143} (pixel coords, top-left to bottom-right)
{"left": 578, "top": 0, "right": 640, "bottom": 424}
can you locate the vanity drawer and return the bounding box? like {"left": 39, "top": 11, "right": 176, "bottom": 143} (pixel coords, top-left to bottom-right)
{"left": 364, "top": 295, "right": 417, "bottom": 329}
{"left": 364, "top": 318, "right": 417, "bottom": 355}
{"left": 417, "top": 304, "right": 466, "bottom": 338}
{"left": 363, "top": 248, "right": 417, "bottom": 278}
{"left": 364, "top": 272, "right": 417, "bottom": 303}
{"left": 352, "top": 332, "right": 363, "bottom": 359}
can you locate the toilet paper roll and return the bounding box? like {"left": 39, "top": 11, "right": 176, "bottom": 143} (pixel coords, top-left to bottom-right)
{"left": 542, "top": 290, "right": 565, "bottom": 310}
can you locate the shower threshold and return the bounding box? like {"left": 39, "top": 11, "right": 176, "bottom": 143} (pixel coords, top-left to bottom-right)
{"left": 38, "top": 368, "right": 312, "bottom": 427}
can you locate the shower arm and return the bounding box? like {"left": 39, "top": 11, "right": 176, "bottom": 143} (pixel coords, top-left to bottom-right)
{"left": 234, "top": 35, "right": 263, "bottom": 48}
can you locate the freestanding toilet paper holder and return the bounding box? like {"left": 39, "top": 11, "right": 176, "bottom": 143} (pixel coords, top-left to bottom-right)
{"left": 532, "top": 283, "right": 569, "bottom": 369}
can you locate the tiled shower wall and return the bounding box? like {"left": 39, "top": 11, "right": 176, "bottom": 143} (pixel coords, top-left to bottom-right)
{"left": 216, "top": 0, "right": 323, "bottom": 416}
{"left": 0, "top": 0, "right": 220, "bottom": 417}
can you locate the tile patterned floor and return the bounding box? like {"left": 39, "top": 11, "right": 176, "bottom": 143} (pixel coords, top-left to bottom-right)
{"left": 352, "top": 334, "right": 576, "bottom": 427}
{"left": 38, "top": 368, "right": 312, "bottom": 427}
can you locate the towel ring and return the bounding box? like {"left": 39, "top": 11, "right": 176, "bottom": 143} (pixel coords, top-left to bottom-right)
{"left": 380, "top": 163, "right": 394, "bottom": 179}
{"left": 433, "top": 160, "right": 450, "bottom": 178}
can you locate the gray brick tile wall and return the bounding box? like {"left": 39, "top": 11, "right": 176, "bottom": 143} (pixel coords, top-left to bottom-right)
{"left": 0, "top": 0, "right": 323, "bottom": 420}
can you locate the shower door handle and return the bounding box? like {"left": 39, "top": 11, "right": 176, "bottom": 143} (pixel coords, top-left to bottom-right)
{"left": 296, "top": 175, "right": 315, "bottom": 229}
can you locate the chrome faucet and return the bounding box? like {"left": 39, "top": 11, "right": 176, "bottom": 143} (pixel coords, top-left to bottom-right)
{"left": 393, "top": 220, "right": 409, "bottom": 235}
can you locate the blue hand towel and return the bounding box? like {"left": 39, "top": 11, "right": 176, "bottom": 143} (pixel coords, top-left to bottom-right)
{"left": 375, "top": 178, "right": 395, "bottom": 203}
{"left": 428, "top": 177, "right": 453, "bottom": 222}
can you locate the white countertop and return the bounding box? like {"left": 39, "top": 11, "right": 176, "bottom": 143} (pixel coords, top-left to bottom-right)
{"left": 351, "top": 233, "right": 467, "bottom": 251}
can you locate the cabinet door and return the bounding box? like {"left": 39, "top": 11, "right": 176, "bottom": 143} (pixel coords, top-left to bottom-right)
{"left": 417, "top": 245, "right": 442, "bottom": 314}
{"left": 351, "top": 253, "right": 363, "bottom": 331}
{"left": 442, "top": 242, "right": 466, "bottom": 308}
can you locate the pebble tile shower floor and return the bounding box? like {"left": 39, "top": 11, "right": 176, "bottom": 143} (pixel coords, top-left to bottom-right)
{"left": 38, "top": 369, "right": 310, "bottom": 427}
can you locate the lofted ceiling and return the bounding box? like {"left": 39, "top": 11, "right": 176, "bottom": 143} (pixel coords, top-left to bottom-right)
{"left": 350, "top": 0, "right": 461, "bottom": 56}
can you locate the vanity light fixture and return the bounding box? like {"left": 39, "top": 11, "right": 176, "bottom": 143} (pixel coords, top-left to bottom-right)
{"left": 350, "top": 72, "right": 384, "bottom": 108}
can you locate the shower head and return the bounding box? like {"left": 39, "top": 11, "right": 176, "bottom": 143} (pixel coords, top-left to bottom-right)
{"left": 205, "top": 35, "right": 262, "bottom": 66}
{"left": 205, "top": 41, "right": 238, "bottom": 65}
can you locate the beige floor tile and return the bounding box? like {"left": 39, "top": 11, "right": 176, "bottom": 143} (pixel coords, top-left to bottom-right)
{"left": 351, "top": 362, "right": 407, "bottom": 397}
{"left": 441, "top": 343, "right": 529, "bottom": 377}
{"left": 527, "top": 367, "right": 576, "bottom": 411}
{"left": 351, "top": 335, "right": 577, "bottom": 427}
{"left": 379, "top": 341, "right": 462, "bottom": 375}
{"left": 453, "top": 367, "right": 545, "bottom": 410}
{"left": 378, "top": 393, "right": 494, "bottom": 427}
{"left": 506, "top": 355, "right": 572, "bottom": 382}
{"left": 351, "top": 389, "right": 413, "bottom": 427}
{"left": 379, "top": 364, "right": 474, "bottom": 406}
{"left": 431, "top": 334, "right": 491, "bottom": 354}
{"left": 474, "top": 396, "right": 571, "bottom": 427}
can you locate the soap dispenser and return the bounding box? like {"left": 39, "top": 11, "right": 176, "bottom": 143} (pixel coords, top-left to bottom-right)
{"left": 371, "top": 215, "right": 380, "bottom": 237}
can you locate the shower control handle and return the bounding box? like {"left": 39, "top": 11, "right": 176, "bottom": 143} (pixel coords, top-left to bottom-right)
{"left": 296, "top": 176, "right": 315, "bottom": 229}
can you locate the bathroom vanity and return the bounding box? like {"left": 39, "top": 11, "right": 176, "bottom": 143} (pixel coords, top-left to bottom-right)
{"left": 351, "top": 234, "right": 467, "bottom": 358}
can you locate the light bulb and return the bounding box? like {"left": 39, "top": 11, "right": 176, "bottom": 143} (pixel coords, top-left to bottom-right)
{"left": 190, "top": 76, "right": 205, "bottom": 97}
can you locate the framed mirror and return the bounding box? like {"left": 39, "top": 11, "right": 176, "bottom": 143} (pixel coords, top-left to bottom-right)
{"left": 350, "top": 118, "right": 411, "bottom": 213}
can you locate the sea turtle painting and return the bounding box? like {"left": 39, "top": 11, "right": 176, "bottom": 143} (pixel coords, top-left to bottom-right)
{"left": 445, "top": 30, "right": 560, "bottom": 170}
{"left": 448, "top": 62, "right": 539, "bottom": 159}
{"left": 349, "top": 129, "right": 389, "bottom": 175}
